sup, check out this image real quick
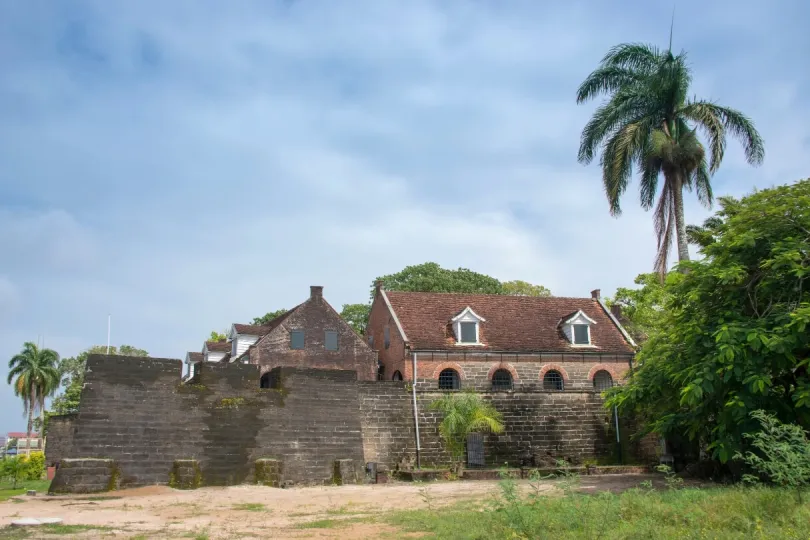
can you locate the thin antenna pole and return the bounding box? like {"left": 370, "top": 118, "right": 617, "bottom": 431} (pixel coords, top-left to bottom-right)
{"left": 106, "top": 314, "right": 111, "bottom": 354}
{"left": 668, "top": 3, "right": 676, "bottom": 52}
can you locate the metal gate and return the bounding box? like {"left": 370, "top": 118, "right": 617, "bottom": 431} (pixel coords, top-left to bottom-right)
{"left": 466, "top": 433, "right": 485, "bottom": 468}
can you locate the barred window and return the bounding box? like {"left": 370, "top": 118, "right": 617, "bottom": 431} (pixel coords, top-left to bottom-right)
{"left": 491, "top": 369, "right": 513, "bottom": 390}
{"left": 593, "top": 370, "right": 613, "bottom": 391}
{"left": 438, "top": 369, "right": 460, "bottom": 390}
{"left": 543, "top": 370, "right": 564, "bottom": 391}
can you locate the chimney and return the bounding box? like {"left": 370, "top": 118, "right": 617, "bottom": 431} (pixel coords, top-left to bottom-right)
{"left": 310, "top": 285, "right": 323, "bottom": 301}
{"left": 610, "top": 304, "right": 623, "bottom": 320}
{"left": 590, "top": 289, "right": 601, "bottom": 300}
{"left": 374, "top": 280, "right": 384, "bottom": 296}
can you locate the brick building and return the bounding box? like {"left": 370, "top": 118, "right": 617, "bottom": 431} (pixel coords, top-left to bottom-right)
{"left": 367, "top": 281, "right": 636, "bottom": 391}
{"left": 183, "top": 285, "right": 377, "bottom": 382}
{"left": 6, "top": 432, "right": 42, "bottom": 456}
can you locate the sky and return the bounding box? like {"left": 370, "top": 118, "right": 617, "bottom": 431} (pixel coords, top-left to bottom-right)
{"left": 1, "top": 0, "right": 809, "bottom": 433}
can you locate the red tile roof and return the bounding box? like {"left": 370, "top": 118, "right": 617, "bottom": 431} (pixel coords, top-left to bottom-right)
{"left": 7, "top": 432, "right": 37, "bottom": 439}
{"left": 384, "top": 291, "right": 634, "bottom": 354}
{"left": 233, "top": 324, "right": 272, "bottom": 336}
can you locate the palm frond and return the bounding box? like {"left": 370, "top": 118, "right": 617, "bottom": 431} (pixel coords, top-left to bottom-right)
{"left": 691, "top": 156, "right": 713, "bottom": 208}
{"left": 576, "top": 65, "right": 645, "bottom": 103}
{"left": 578, "top": 89, "right": 656, "bottom": 164}
{"left": 681, "top": 100, "right": 764, "bottom": 167}
{"left": 601, "top": 43, "right": 663, "bottom": 72}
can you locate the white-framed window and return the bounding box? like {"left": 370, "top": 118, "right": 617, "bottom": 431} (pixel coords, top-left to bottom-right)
{"left": 451, "top": 306, "right": 485, "bottom": 345}
{"left": 562, "top": 310, "right": 596, "bottom": 347}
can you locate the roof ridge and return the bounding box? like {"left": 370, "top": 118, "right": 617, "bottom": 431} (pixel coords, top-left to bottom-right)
{"left": 384, "top": 290, "right": 597, "bottom": 301}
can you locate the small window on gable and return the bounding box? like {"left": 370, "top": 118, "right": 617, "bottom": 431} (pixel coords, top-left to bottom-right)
{"left": 290, "top": 330, "right": 305, "bottom": 350}
{"left": 325, "top": 330, "right": 338, "bottom": 351}
{"left": 384, "top": 326, "right": 390, "bottom": 349}
{"left": 231, "top": 338, "right": 239, "bottom": 357}
{"left": 573, "top": 324, "right": 590, "bottom": 345}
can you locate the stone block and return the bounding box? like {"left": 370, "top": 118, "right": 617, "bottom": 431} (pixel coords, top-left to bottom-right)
{"left": 49, "top": 458, "right": 120, "bottom": 494}
{"left": 255, "top": 459, "right": 283, "bottom": 487}
{"left": 169, "top": 459, "right": 202, "bottom": 490}
{"left": 332, "top": 459, "right": 357, "bottom": 485}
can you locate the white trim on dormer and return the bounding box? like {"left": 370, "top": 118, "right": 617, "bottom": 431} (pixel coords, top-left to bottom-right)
{"left": 452, "top": 306, "right": 485, "bottom": 346}
{"left": 561, "top": 310, "right": 597, "bottom": 347}
{"left": 563, "top": 310, "right": 597, "bottom": 325}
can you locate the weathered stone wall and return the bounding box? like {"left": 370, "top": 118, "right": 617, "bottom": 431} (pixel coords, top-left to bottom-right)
{"left": 54, "top": 355, "right": 365, "bottom": 490}
{"left": 45, "top": 413, "right": 77, "bottom": 467}
{"left": 250, "top": 287, "right": 378, "bottom": 381}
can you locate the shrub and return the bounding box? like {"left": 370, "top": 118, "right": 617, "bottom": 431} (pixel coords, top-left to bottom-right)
{"left": 429, "top": 391, "right": 504, "bottom": 471}
{"left": 735, "top": 410, "right": 810, "bottom": 502}
{"left": 25, "top": 451, "right": 45, "bottom": 481}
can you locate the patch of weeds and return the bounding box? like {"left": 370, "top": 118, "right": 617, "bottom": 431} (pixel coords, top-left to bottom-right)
{"left": 296, "top": 517, "right": 373, "bottom": 529}
{"left": 183, "top": 528, "right": 210, "bottom": 540}
{"left": 232, "top": 502, "right": 268, "bottom": 512}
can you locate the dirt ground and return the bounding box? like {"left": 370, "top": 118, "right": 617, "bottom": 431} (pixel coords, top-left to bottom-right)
{"left": 0, "top": 474, "right": 660, "bottom": 539}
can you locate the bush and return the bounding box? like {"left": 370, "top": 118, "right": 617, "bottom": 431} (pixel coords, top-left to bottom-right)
{"left": 25, "top": 452, "right": 45, "bottom": 481}
{"left": 0, "top": 457, "right": 29, "bottom": 489}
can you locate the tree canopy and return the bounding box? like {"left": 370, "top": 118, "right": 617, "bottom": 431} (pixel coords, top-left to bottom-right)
{"left": 7, "top": 342, "right": 60, "bottom": 440}
{"left": 607, "top": 179, "right": 810, "bottom": 463}
{"left": 577, "top": 42, "right": 764, "bottom": 275}
{"left": 607, "top": 273, "right": 668, "bottom": 343}
{"left": 51, "top": 345, "right": 149, "bottom": 416}
{"left": 252, "top": 309, "right": 288, "bottom": 326}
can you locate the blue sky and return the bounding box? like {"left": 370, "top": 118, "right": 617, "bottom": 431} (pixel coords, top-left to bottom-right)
{"left": 1, "top": 0, "right": 808, "bottom": 433}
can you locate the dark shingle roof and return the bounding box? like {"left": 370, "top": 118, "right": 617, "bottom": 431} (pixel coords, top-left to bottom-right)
{"left": 233, "top": 324, "right": 272, "bottom": 336}
{"left": 186, "top": 352, "right": 204, "bottom": 363}
{"left": 205, "top": 341, "right": 230, "bottom": 353}
{"left": 385, "top": 291, "right": 634, "bottom": 354}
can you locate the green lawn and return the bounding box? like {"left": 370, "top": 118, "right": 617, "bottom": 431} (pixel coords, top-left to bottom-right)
{"left": 386, "top": 483, "right": 810, "bottom": 539}
{"left": 0, "top": 480, "right": 51, "bottom": 502}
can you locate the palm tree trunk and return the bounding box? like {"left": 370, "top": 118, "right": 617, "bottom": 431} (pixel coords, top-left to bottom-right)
{"left": 39, "top": 392, "right": 46, "bottom": 442}
{"left": 672, "top": 171, "right": 691, "bottom": 267}
{"left": 26, "top": 395, "right": 34, "bottom": 453}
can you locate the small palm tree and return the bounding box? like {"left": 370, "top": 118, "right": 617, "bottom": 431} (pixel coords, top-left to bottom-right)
{"left": 577, "top": 43, "right": 764, "bottom": 275}
{"left": 7, "top": 342, "right": 60, "bottom": 441}
{"left": 430, "top": 391, "right": 504, "bottom": 472}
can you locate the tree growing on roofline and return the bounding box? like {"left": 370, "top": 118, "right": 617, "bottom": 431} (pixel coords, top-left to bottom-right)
{"left": 577, "top": 42, "right": 764, "bottom": 276}
{"left": 605, "top": 179, "right": 810, "bottom": 465}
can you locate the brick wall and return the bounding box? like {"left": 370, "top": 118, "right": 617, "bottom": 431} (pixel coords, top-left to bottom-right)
{"left": 45, "top": 414, "right": 77, "bottom": 467}
{"left": 54, "top": 355, "right": 365, "bottom": 489}
{"left": 368, "top": 291, "right": 410, "bottom": 380}
{"left": 410, "top": 353, "right": 631, "bottom": 391}
{"left": 251, "top": 287, "right": 378, "bottom": 381}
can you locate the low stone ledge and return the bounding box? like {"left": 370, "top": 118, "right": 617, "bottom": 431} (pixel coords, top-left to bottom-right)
{"left": 398, "top": 469, "right": 450, "bottom": 482}
{"left": 332, "top": 459, "right": 358, "bottom": 485}
{"left": 255, "top": 459, "right": 282, "bottom": 488}
{"left": 49, "top": 458, "right": 121, "bottom": 494}
{"left": 169, "top": 459, "right": 202, "bottom": 490}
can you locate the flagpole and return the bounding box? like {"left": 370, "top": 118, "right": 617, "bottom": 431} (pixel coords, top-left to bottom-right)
{"left": 106, "top": 314, "right": 111, "bottom": 354}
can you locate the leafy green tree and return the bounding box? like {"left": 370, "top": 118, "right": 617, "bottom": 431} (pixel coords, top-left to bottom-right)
{"left": 0, "top": 456, "right": 29, "bottom": 489}
{"left": 208, "top": 331, "right": 227, "bottom": 342}
{"left": 371, "top": 262, "right": 503, "bottom": 298}
{"left": 7, "top": 343, "right": 60, "bottom": 441}
{"left": 340, "top": 304, "right": 371, "bottom": 335}
{"left": 430, "top": 391, "right": 505, "bottom": 471}
{"left": 51, "top": 345, "right": 149, "bottom": 416}
{"left": 501, "top": 280, "right": 552, "bottom": 297}
{"left": 251, "top": 309, "right": 288, "bottom": 326}
{"left": 606, "top": 180, "right": 810, "bottom": 464}
{"left": 577, "top": 42, "right": 764, "bottom": 275}
{"left": 607, "top": 273, "right": 668, "bottom": 343}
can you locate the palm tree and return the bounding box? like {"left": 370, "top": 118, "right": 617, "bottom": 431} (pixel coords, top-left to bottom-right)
{"left": 576, "top": 43, "right": 764, "bottom": 275}
{"left": 7, "top": 342, "right": 60, "bottom": 442}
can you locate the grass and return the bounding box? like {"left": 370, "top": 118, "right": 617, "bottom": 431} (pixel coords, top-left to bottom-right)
{"left": 232, "top": 502, "right": 268, "bottom": 512}
{"left": 386, "top": 484, "right": 810, "bottom": 539}
{"left": 0, "top": 480, "right": 51, "bottom": 502}
{"left": 296, "top": 517, "right": 374, "bottom": 529}
{"left": 0, "top": 524, "right": 112, "bottom": 539}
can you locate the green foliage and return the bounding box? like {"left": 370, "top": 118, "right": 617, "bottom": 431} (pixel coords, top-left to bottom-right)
{"left": 500, "top": 280, "right": 552, "bottom": 297}
{"left": 607, "top": 272, "right": 668, "bottom": 343}
{"left": 0, "top": 453, "right": 43, "bottom": 489}
{"left": 51, "top": 345, "right": 149, "bottom": 416}
{"left": 251, "top": 309, "right": 288, "bottom": 326}
{"left": 607, "top": 180, "right": 810, "bottom": 464}
{"left": 429, "top": 391, "right": 504, "bottom": 466}
{"left": 339, "top": 303, "right": 371, "bottom": 335}
{"left": 577, "top": 42, "right": 764, "bottom": 274}
{"left": 208, "top": 331, "right": 227, "bottom": 342}
{"left": 735, "top": 410, "right": 810, "bottom": 502}
{"left": 388, "top": 486, "right": 810, "bottom": 539}
{"left": 7, "top": 342, "right": 61, "bottom": 440}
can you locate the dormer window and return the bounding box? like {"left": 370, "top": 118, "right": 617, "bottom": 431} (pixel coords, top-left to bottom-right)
{"left": 562, "top": 310, "right": 596, "bottom": 347}
{"left": 452, "top": 306, "right": 485, "bottom": 345}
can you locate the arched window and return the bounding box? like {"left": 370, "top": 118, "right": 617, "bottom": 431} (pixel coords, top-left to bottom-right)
{"left": 543, "top": 370, "right": 564, "bottom": 391}
{"left": 260, "top": 372, "right": 273, "bottom": 389}
{"left": 392, "top": 371, "right": 403, "bottom": 381}
{"left": 438, "top": 369, "right": 460, "bottom": 390}
{"left": 593, "top": 370, "right": 613, "bottom": 391}
{"left": 491, "top": 369, "right": 513, "bottom": 391}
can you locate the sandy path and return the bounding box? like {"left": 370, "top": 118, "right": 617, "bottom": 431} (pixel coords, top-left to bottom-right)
{"left": 0, "top": 475, "right": 657, "bottom": 539}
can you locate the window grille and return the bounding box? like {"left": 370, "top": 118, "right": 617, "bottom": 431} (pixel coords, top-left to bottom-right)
{"left": 593, "top": 370, "right": 613, "bottom": 391}
{"left": 491, "top": 369, "right": 513, "bottom": 390}
{"left": 438, "top": 369, "right": 460, "bottom": 390}
{"left": 543, "top": 370, "right": 564, "bottom": 391}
